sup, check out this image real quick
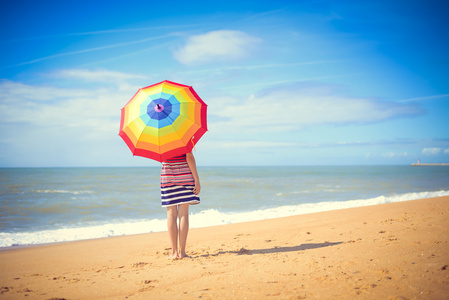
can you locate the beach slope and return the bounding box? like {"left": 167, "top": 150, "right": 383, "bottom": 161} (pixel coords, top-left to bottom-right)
{"left": 1, "top": 196, "right": 448, "bottom": 299}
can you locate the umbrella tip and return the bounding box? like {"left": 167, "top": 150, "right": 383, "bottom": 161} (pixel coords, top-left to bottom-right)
{"left": 155, "top": 103, "right": 164, "bottom": 112}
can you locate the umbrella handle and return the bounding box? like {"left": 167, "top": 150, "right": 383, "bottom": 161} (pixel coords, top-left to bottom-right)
{"left": 191, "top": 136, "right": 196, "bottom": 151}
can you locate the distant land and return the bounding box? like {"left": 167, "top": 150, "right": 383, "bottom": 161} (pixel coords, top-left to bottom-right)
{"left": 411, "top": 160, "right": 449, "bottom": 166}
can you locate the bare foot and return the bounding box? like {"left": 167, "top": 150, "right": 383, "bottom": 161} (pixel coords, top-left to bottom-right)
{"left": 178, "top": 252, "right": 190, "bottom": 259}
{"left": 167, "top": 252, "right": 178, "bottom": 260}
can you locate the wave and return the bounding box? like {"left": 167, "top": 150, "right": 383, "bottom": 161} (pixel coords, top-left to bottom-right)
{"left": 1, "top": 190, "right": 448, "bottom": 248}
{"left": 191, "top": 190, "right": 449, "bottom": 228}
{"left": 33, "top": 189, "right": 94, "bottom": 195}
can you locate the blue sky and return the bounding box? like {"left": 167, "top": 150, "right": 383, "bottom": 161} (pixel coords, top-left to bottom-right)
{"left": 1, "top": 0, "right": 448, "bottom": 167}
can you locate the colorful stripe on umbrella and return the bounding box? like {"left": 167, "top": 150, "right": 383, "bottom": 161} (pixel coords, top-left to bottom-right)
{"left": 119, "top": 80, "right": 207, "bottom": 162}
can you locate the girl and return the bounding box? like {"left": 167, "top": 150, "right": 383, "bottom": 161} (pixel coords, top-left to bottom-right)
{"left": 160, "top": 152, "right": 201, "bottom": 259}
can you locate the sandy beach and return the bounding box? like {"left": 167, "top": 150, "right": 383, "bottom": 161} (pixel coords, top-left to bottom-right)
{"left": 1, "top": 196, "right": 448, "bottom": 299}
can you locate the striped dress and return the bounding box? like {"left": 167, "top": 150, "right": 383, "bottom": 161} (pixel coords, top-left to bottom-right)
{"left": 160, "top": 154, "right": 200, "bottom": 207}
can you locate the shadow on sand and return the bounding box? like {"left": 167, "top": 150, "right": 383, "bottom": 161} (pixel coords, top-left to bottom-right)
{"left": 193, "top": 241, "right": 343, "bottom": 258}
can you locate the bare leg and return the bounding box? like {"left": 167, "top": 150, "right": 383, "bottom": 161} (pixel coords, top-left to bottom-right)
{"left": 166, "top": 206, "right": 178, "bottom": 259}
{"left": 177, "top": 204, "right": 190, "bottom": 259}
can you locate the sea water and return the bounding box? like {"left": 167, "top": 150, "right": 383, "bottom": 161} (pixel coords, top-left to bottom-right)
{"left": 1, "top": 166, "right": 449, "bottom": 248}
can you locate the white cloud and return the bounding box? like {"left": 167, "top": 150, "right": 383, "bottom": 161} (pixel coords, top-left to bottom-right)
{"left": 209, "top": 84, "right": 424, "bottom": 133}
{"left": 0, "top": 79, "right": 90, "bottom": 102}
{"left": 0, "top": 71, "right": 147, "bottom": 166}
{"left": 0, "top": 73, "right": 135, "bottom": 134}
{"left": 173, "top": 30, "right": 260, "bottom": 65}
{"left": 382, "top": 152, "right": 408, "bottom": 158}
{"left": 48, "top": 69, "right": 147, "bottom": 92}
{"left": 422, "top": 148, "right": 442, "bottom": 155}
{"left": 445, "top": 149, "right": 449, "bottom": 154}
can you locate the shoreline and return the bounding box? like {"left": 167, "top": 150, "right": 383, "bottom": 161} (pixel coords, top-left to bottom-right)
{"left": 1, "top": 196, "right": 449, "bottom": 299}
{"left": 2, "top": 189, "right": 448, "bottom": 249}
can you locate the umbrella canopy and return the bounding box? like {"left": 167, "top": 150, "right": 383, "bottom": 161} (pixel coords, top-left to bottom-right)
{"left": 119, "top": 80, "right": 207, "bottom": 162}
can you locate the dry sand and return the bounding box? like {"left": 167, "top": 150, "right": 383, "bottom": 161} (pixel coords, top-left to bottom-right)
{"left": 1, "top": 196, "right": 448, "bottom": 299}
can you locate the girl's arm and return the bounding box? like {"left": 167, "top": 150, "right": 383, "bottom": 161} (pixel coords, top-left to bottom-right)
{"left": 186, "top": 152, "right": 201, "bottom": 195}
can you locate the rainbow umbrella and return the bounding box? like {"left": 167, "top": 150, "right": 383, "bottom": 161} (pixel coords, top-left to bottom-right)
{"left": 119, "top": 80, "right": 207, "bottom": 162}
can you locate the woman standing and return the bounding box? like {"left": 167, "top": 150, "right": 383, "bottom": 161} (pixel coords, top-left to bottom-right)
{"left": 161, "top": 152, "right": 201, "bottom": 259}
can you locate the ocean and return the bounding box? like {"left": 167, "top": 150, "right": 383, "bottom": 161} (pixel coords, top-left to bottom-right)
{"left": 1, "top": 166, "right": 449, "bottom": 248}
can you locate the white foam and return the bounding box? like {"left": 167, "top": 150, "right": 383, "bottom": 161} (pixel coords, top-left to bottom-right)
{"left": 33, "top": 189, "right": 94, "bottom": 195}
{"left": 1, "top": 190, "right": 448, "bottom": 248}
{"left": 190, "top": 190, "right": 449, "bottom": 228}
{"left": 0, "top": 218, "right": 168, "bottom": 248}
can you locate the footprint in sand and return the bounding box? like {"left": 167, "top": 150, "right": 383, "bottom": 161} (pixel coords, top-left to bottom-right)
{"left": 354, "top": 283, "right": 377, "bottom": 295}
{"left": 138, "top": 279, "right": 159, "bottom": 292}
{"left": 132, "top": 262, "right": 149, "bottom": 268}
{"left": 52, "top": 276, "right": 66, "bottom": 280}
{"left": 1, "top": 287, "right": 12, "bottom": 294}
{"left": 142, "top": 279, "right": 158, "bottom": 284}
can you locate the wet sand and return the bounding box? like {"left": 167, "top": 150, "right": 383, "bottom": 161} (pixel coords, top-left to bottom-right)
{"left": 1, "top": 196, "right": 448, "bottom": 299}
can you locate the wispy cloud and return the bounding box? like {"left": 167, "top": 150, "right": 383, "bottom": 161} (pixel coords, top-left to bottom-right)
{"left": 0, "top": 77, "right": 129, "bottom": 167}
{"left": 173, "top": 30, "right": 261, "bottom": 65}
{"left": 49, "top": 69, "right": 148, "bottom": 83}
{"left": 203, "top": 140, "right": 299, "bottom": 149}
{"left": 0, "top": 79, "right": 92, "bottom": 102}
{"left": 3, "top": 34, "right": 174, "bottom": 68}
{"left": 422, "top": 147, "right": 442, "bottom": 155}
{"left": 220, "top": 73, "right": 361, "bottom": 89}
{"left": 209, "top": 83, "right": 425, "bottom": 133}
{"left": 421, "top": 147, "right": 449, "bottom": 155}
{"left": 203, "top": 138, "right": 439, "bottom": 152}
{"left": 382, "top": 152, "right": 408, "bottom": 158}
{"left": 398, "top": 94, "right": 449, "bottom": 103}
{"left": 183, "top": 60, "right": 343, "bottom": 75}
{"left": 48, "top": 69, "right": 149, "bottom": 92}
{"left": 0, "top": 80, "right": 114, "bottom": 128}
{"left": 1, "top": 24, "right": 206, "bottom": 44}
{"left": 78, "top": 42, "right": 171, "bottom": 67}
{"left": 0, "top": 71, "right": 139, "bottom": 130}
{"left": 231, "top": 8, "right": 285, "bottom": 25}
